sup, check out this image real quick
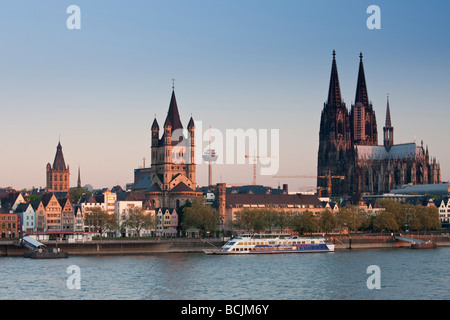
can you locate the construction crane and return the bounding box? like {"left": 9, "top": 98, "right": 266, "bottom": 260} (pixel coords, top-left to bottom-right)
{"left": 273, "top": 171, "right": 345, "bottom": 197}
{"left": 245, "top": 152, "right": 277, "bottom": 185}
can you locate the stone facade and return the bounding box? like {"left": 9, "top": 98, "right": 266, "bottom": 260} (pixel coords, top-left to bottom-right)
{"left": 318, "top": 51, "right": 441, "bottom": 197}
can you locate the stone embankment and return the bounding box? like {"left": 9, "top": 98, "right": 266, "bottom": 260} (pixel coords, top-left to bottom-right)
{"left": 0, "top": 238, "right": 224, "bottom": 257}
{"left": 1, "top": 235, "right": 450, "bottom": 257}
{"left": 331, "top": 234, "right": 450, "bottom": 250}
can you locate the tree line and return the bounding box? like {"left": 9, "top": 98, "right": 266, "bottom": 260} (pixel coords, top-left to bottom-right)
{"left": 82, "top": 198, "right": 441, "bottom": 238}
{"left": 230, "top": 199, "right": 441, "bottom": 235}
{"left": 84, "top": 206, "right": 156, "bottom": 238}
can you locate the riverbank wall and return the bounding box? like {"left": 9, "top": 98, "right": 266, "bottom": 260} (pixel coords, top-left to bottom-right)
{"left": 0, "top": 238, "right": 224, "bottom": 257}
{"left": 1, "top": 235, "right": 450, "bottom": 257}
{"left": 332, "top": 234, "right": 450, "bottom": 250}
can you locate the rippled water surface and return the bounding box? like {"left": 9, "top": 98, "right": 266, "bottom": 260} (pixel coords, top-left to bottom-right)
{"left": 1, "top": 248, "right": 449, "bottom": 300}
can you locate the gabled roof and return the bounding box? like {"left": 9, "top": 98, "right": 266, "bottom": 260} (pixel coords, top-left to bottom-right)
{"left": 111, "top": 185, "right": 124, "bottom": 193}
{"left": 30, "top": 200, "right": 41, "bottom": 211}
{"left": 116, "top": 191, "right": 137, "bottom": 201}
{"left": 59, "top": 197, "right": 72, "bottom": 208}
{"left": 132, "top": 175, "right": 152, "bottom": 191}
{"left": 170, "top": 182, "right": 194, "bottom": 193}
{"left": 41, "top": 192, "right": 56, "bottom": 207}
{"left": 15, "top": 202, "right": 31, "bottom": 213}
{"left": 79, "top": 193, "right": 103, "bottom": 204}
{"left": 147, "top": 183, "right": 162, "bottom": 192}
{"left": 0, "top": 191, "right": 22, "bottom": 207}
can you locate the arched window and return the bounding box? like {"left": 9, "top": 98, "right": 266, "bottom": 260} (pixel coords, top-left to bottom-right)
{"left": 337, "top": 120, "right": 343, "bottom": 135}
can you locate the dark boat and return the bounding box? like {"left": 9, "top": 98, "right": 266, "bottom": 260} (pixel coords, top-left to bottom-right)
{"left": 411, "top": 241, "right": 436, "bottom": 249}
{"left": 21, "top": 236, "right": 69, "bottom": 259}
{"left": 26, "top": 248, "right": 69, "bottom": 259}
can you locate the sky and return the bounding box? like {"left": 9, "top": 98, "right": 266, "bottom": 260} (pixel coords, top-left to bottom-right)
{"left": 0, "top": 0, "right": 449, "bottom": 192}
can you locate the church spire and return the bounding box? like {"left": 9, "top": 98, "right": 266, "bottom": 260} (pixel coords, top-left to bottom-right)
{"left": 327, "top": 50, "right": 343, "bottom": 107}
{"left": 53, "top": 141, "right": 67, "bottom": 171}
{"left": 164, "top": 89, "right": 183, "bottom": 132}
{"left": 355, "top": 52, "right": 369, "bottom": 107}
{"left": 77, "top": 166, "right": 81, "bottom": 188}
{"left": 383, "top": 94, "right": 394, "bottom": 150}
{"left": 385, "top": 94, "right": 392, "bottom": 127}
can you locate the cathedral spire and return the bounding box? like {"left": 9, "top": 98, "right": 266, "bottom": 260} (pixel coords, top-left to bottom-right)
{"left": 355, "top": 52, "right": 369, "bottom": 107}
{"left": 327, "top": 50, "right": 343, "bottom": 107}
{"left": 385, "top": 94, "right": 391, "bottom": 127}
{"left": 383, "top": 94, "right": 394, "bottom": 150}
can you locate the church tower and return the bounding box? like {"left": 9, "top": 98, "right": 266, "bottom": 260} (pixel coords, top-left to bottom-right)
{"left": 317, "top": 50, "right": 353, "bottom": 196}
{"left": 146, "top": 88, "right": 201, "bottom": 208}
{"left": 350, "top": 53, "right": 378, "bottom": 146}
{"left": 46, "top": 141, "right": 70, "bottom": 192}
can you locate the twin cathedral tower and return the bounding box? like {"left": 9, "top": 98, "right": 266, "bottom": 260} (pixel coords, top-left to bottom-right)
{"left": 318, "top": 51, "right": 441, "bottom": 197}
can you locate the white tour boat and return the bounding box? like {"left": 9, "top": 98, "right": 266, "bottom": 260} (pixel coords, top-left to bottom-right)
{"left": 204, "top": 233, "right": 335, "bottom": 255}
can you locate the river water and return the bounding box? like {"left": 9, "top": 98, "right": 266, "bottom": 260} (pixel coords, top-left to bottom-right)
{"left": 0, "top": 248, "right": 449, "bottom": 300}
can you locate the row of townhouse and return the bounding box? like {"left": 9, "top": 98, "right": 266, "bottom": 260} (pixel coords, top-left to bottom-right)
{"left": 0, "top": 189, "right": 180, "bottom": 238}
{"left": 1, "top": 191, "right": 81, "bottom": 236}
{"left": 437, "top": 198, "right": 450, "bottom": 224}
{"left": 80, "top": 190, "right": 179, "bottom": 237}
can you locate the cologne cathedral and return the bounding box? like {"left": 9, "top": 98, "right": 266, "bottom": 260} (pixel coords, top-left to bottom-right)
{"left": 317, "top": 51, "right": 441, "bottom": 197}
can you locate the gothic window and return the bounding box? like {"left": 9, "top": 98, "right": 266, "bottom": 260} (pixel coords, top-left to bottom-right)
{"left": 337, "top": 120, "right": 343, "bottom": 135}
{"left": 365, "top": 121, "right": 371, "bottom": 139}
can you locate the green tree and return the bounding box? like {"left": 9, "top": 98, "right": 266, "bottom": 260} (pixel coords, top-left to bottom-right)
{"left": 273, "top": 210, "right": 293, "bottom": 233}
{"left": 421, "top": 206, "right": 441, "bottom": 234}
{"left": 292, "top": 211, "right": 318, "bottom": 235}
{"left": 121, "top": 206, "right": 156, "bottom": 238}
{"left": 84, "top": 207, "right": 112, "bottom": 236}
{"left": 262, "top": 209, "right": 278, "bottom": 233}
{"left": 69, "top": 188, "right": 90, "bottom": 204}
{"left": 379, "top": 199, "right": 408, "bottom": 230}
{"left": 232, "top": 208, "right": 264, "bottom": 233}
{"left": 182, "top": 197, "right": 219, "bottom": 235}
{"left": 373, "top": 210, "right": 399, "bottom": 235}
{"left": 318, "top": 210, "right": 337, "bottom": 235}
{"left": 336, "top": 206, "right": 364, "bottom": 233}
{"left": 407, "top": 205, "right": 440, "bottom": 235}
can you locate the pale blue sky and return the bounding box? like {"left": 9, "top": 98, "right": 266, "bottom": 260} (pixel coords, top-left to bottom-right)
{"left": 1, "top": 0, "right": 449, "bottom": 191}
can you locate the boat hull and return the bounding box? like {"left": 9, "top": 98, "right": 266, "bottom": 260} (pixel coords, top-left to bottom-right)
{"left": 205, "top": 234, "right": 334, "bottom": 255}
{"left": 24, "top": 251, "right": 69, "bottom": 259}
{"left": 411, "top": 243, "right": 436, "bottom": 249}
{"left": 204, "top": 246, "right": 334, "bottom": 255}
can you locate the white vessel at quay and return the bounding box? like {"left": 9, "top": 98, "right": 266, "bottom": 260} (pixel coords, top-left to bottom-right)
{"left": 204, "top": 233, "right": 335, "bottom": 255}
